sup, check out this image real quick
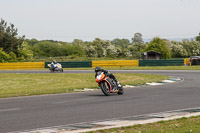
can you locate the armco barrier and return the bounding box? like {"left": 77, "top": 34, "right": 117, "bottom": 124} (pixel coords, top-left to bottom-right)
{"left": 139, "top": 59, "right": 184, "bottom": 66}
{"left": 45, "top": 61, "right": 92, "bottom": 68}
{"left": 0, "top": 62, "right": 45, "bottom": 69}
{"left": 0, "top": 59, "right": 187, "bottom": 69}
{"left": 92, "top": 60, "right": 139, "bottom": 68}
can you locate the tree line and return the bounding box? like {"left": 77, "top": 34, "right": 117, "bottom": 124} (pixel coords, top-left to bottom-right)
{"left": 1, "top": 18, "right": 200, "bottom": 62}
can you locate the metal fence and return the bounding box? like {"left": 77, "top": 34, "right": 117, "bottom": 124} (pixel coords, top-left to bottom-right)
{"left": 45, "top": 61, "right": 92, "bottom": 68}
{"left": 0, "top": 62, "right": 44, "bottom": 69}
{"left": 92, "top": 60, "right": 139, "bottom": 67}
{"left": 0, "top": 59, "right": 188, "bottom": 69}
{"left": 139, "top": 59, "right": 184, "bottom": 66}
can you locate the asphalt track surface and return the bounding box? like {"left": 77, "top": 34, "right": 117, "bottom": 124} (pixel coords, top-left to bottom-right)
{"left": 0, "top": 70, "right": 200, "bottom": 132}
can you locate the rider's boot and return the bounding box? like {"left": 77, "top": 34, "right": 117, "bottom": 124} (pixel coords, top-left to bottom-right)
{"left": 117, "top": 82, "right": 122, "bottom": 88}
{"left": 114, "top": 79, "right": 121, "bottom": 88}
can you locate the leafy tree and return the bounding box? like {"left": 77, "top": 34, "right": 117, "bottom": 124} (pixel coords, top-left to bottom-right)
{"left": 0, "top": 18, "right": 25, "bottom": 55}
{"left": 72, "top": 39, "right": 84, "bottom": 46}
{"left": 144, "top": 37, "right": 171, "bottom": 59}
{"left": 84, "top": 43, "right": 97, "bottom": 57}
{"left": 32, "top": 41, "right": 66, "bottom": 57}
{"left": 190, "top": 41, "right": 200, "bottom": 56}
{"left": 17, "top": 41, "right": 33, "bottom": 61}
{"left": 96, "top": 44, "right": 104, "bottom": 57}
{"left": 90, "top": 38, "right": 111, "bottom": 57}
{"left": 111, "top": 38, "right": 130, "bottom": 48}
{"left": 8, "top": 51, "right": 17, "bottom": 62}
{"left": 116, "top": 47, "right": 130, "bottom": 57}
{"left": 90, "top": 38, "right": 105, "bottom": 57}
{"left": 106, "top": 45, "right": 118, "bottom": 58}
{"left": 26, "top": 38, "right": 39, "bottom": 46}
{"left": 181, "top": 39, "right": 200, "bottom": 56}
{"left": 196, "top": 32, "right": 200, "bottom": 42}
{"left": 170, "top": 41, "right": 188, "bottom": 58}
{"left": 0, "top": 48, "right": 10, "bottom": 62}
{"left": 181, "top": 39, "right": 192, "bottom": 56}
{"left": 66, "top": 44, "right": 85, "bottom": 56}
{"left": 128, "top": 43, "right": 146, "bottom": 59}
{"left": 132, "top": 33, "right": 144, "bottom": 44}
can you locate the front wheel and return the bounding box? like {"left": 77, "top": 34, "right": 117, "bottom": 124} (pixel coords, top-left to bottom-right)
{"left": 100, "top": 82, "right": 111, "bottom": 96}
{"left": 117, "top": 87, "right": 124, "bottom": 95}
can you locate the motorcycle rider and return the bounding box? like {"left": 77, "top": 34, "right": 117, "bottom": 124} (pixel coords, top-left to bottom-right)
{"left": 51, "top": 60, "right": 57, "bottom": 69}
{"left": 51, "top": 60, "right": 57, "bottom": 64}
{"left": 95, "top": 66, "right": 122, "bottom": 88}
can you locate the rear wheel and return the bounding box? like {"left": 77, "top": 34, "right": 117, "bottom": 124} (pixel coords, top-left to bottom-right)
{"left": 50, "top": 69, "right": 54, "bottom": 73}
{"left": 100, "top": 82, "right": 111, "bottom": 96}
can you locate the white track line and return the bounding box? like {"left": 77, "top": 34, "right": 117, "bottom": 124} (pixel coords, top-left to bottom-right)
{"left": 0, "top": 108, "right": 21, "bottom": 112}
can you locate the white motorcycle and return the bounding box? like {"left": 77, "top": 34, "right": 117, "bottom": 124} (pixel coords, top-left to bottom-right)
{"left": 48, "top": 63, "right": 63, "bottom": 72}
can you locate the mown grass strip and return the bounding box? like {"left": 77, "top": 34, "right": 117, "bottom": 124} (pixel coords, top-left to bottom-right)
{"left": 63, "top": 65, "right": 200, "bottom": 70}
{"left": 64, "top": 65, "right": 200, "bottom": 70}
{"left": 88, "top": 116, "right": 200, "bottom": 133}
{"left": 0, "top": 73, "right": 168, "bottom": 98}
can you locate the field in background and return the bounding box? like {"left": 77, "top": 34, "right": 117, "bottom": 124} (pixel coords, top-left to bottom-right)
{"left": 101, "top": 65, "right": 200, "bottom": 70}
{"left": 0, "top": 73, "right": 168, "bottom": 98}
{"left": 0, "top": 65, "right": 200, "bottom": 71}
{"left": 61, "top": 65, "right": 200, "bottom": 70}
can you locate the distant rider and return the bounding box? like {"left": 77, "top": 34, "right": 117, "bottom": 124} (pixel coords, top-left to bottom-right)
{"left": 51, "top": 60, "right": 57, "bottom": 69}
{"left": 94, "top": 66, "right": 122, "bottom": 87}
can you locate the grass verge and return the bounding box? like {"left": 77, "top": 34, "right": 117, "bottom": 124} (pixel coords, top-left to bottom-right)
{"left": 0, "top": 73, "right": 168, "bottom": 98}
{"left": 62, "top": 65, "right": 200, "bottom": 70}
{"left": 1, "top": 65, "right": 200, "bottom": 71}
{"left": 105, "top": 65, "right": 200, "bottom": 70}
{"left": 88, "top": 116, "right": 200, "bottom": 133}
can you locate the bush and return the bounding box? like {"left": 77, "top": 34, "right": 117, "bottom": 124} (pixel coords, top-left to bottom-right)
{"left": 144, "top": 37, "right": 171, "bottom": 59}
{"left": 8, "top": 52, "right": 17, "bottom": 62}
{"left": 0, "top": 49, "right": 10, "bottom": 62}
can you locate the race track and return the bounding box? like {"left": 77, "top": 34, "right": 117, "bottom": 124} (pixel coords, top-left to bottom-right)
{"left": 0, "top": 70, "right": 200, "bottom": 132}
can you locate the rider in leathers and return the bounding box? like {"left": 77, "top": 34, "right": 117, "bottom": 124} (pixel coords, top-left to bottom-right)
{"left": 51, "top": 60, "right": 57, "bottom": 69}
{"left": 95, "top": 66, "right": 121, "bottom": 88}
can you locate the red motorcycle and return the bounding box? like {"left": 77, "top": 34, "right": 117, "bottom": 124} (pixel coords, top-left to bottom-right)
{"left": 96, "top": 72, "right": 124, "bottom": 96}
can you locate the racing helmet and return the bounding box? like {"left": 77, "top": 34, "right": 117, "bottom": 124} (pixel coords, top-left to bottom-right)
{"left": 53, "top": 60, "right": 57, "bottom": 64}
{"left": 95, "top": 66, "right": 101, "bottom": 72}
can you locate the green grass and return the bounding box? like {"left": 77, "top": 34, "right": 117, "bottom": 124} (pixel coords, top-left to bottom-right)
{"left": 0, "top": 73, "right": 168, "bottom": 98}
{"left": 113, "top": 65, "right": 200, "bottom": 70}
{"left": 63, "top": 65, "right": 200, "bottom": 70}
{"left": 89, "top": 116, "right": 200, "bottom": 133}
{"left": 1, "top": 65, "right": 200, "bottom": 71}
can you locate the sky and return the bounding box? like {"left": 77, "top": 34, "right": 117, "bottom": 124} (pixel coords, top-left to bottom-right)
{"left": 0, "top": 0, "right": 200, "bottom": 42}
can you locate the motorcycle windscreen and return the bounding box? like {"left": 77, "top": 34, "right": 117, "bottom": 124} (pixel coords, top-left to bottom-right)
{"left": 96, "top": 71, "right": 102, "bottom": 76}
